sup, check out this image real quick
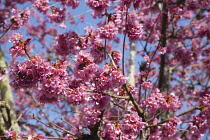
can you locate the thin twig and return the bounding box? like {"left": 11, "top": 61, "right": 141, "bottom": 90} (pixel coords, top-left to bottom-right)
{"left": 86, "top": 89, "right": 130, "bottom": 99}
{"left": 122, "top": 7, "right": 129, "bottom": 75}
{"left": 0, "top": 22, "right": 14, "bottom": 39}
{"left": 60, "top": 117, "right": 80, "bottom": 132}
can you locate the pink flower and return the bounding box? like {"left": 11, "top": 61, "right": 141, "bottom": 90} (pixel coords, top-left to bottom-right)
{"left": 56, "top": 0, "right": 80, "bottom": 9}
{"left": 101, "top": 122, "right": 122, "bottom": 140}
{"left": 47, "top": 7, "right": 65, "bottom": 23}
{"left": 122, "top": 112, "right": 147, "bottom": 134}
{"left": 34, "top": 0, "right": 50, "bottom": 13}
{"left": 10, "top": 55, "right": 50, "bottom": 89}
{"left": 90, "top": 43, "right": 105, "bottom": 64}
{"left": 86, "top": 0, "right": 109, "bottom": 10}
{"left": 91, "top": 93, "right": 110, "bottom": 110}
{"left": 10, "top": 8, "right": 30, "bottom": 30}
{"left": 82, "top": 107, "right": 101, "bottom": 126}
{"left": 74, "top": 51, "right": 99, "bottom": 82}
{"left": 124, "top": 21, "right": 143, "bottom": 41}
{"left": 38, "top": 77, "right": 67, "bottom": 101}
{"left": 59, "top": 22, "right": 67, "bottom": 29}
{"left": 95, "top": 63, "right": 128, "bottom": 91}
{"left": 163, "top": 93, "right": 181, "bottom": 111}
{"left": 54, "top": 31, "right": 84, "bottom": 56}
{"left": 97, "top": 21, "right": 118, "bottom": 40}
{"left": 4, "top": 130, "right": 16, "bottom": 139}
{"left": 9, "top": 32, "right": 23, "bottom": 44}
{"left": 86, "top": 0, "right": 110, "bottom": 18}
{"left": 189, "top": 115, "right": 209, "bottom": 139}
{"left": 160, "top": 117, "right": 181, "bottom": 138}
{"left": 141, "top": 81, "right": 153, "bottom": 90}
{"left": 66, "top": 87, "right": 86, "bottom": 105}
{"left": 110, "top": 50, "right": 122, "bottom": 66}
{"left": 144, "top": 89, "right": 180, "bottom": 112}
{"left": 9, "top": 37, "right": 32, "bottom": 57}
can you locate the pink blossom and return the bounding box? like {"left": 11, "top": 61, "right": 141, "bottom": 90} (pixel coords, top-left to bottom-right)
{"left": 82, "top": 107, "right": 101, "bottom": 126}
{"left": 95, "top": 63, "right": 128, "bottom": 91}
{"left": 66, "top": 87, "right": 86, "bottom": 105}
{"left": 141, "top": 80, "right": 153, "bottom": 90}
{"left": 110, "top": 50, "right": 122, "bottom": 66}
{"left": 74, "top": 51, "right": 99, "bottom": 82}
{"left": 86, "top": 0, "right": 110, "bottom": 18}
{"left": 34, "top": 0, "right": 50, "bottom": 13}
{"left": 111, "top": 10, "right": 122, "bottom": 26}
{"left": 160, "top": 117, "right": 181, "bottom": 138}
{"left": 97, "top": 21, "right": 118, "bottom": 40}
{"left": 90, "top": 43, "right": 105, "bottom": 64}
{"left": 10, "top": 55, "right": 50, "bottom": 89}
{"left": 101, "top": 122, "right": 122, "bottom": 140}
{"left": 9, "top": 37, "right": 32, "bottom": 57}
{"left": 10, "top": 8, "right": 30, "bottom": 30}
{"left": 37, "top": 76, "right": 67, "bottom": 101}
{"left": 55, "top": 0, "right": 79, "bottom": 9}
{"left": 124, "top": 21, "right": 143, "bottom": 41}
{"left": 122, "top": 112, "right": 147, "bottom": 134}
{"left": 144, "top": 89, "right": 180, "bottom": 112}
{"left": 189, "top": 115, "right": 209, "bottom": 139}
{"left": 91, "top": 93, "right": 110, "bottom": 110}
{"left": 202, "top": 93, "right": 210, "bottom": 115}
{"left": 173, "top": 47, "right": 195, "bottom": 67}
{"left": 59, "top": 22, "right": 67, "bottom": 29}
{"left": 9, "top": 32, "right": 23, "bottom": 44}
{"left": 4, "top": 130, "right": 16, "bottom": 139}
{"left": 47, "top": 7, "right": 65, "bottom": 23}
{"left": 54, "top": 31, "right": 84, "bottom": 56}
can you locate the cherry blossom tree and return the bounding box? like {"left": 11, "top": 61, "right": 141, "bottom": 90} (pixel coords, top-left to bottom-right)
{"left": 0, "top": 0, "right": 210, "bottom": 140}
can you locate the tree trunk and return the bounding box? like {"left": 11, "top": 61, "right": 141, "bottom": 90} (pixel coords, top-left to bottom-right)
{"left": 0, "top": 48, "right": 20, "bottom": 136}
{"left": 128, "top": 41, "right": 136, "bottom": 86}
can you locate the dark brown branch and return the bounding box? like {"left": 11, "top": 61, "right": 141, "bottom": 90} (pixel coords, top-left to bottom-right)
{"left": 123, "top": 84, "right": 146, "bottom": 121}
{"left": 158, "top": 3, "right": 168, "bottom": 92}
{"left": 147, "top": 106, "right": 203, "bottom": 128}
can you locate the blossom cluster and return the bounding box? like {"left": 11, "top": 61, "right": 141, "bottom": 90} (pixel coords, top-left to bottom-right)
{"left": 34, "top": 0, "right": 50, "bottom": 13}
{"left": 110, "top": 50, "right": 122, "bottom": 67}
{"left": 143, "top": 88, "right": 181, "bottom": 112}
{"left": 10, "top": 55, "right": 50, "bottom": 89}
{"left": 4, "top": 130, "right": 45, "bottom": 140}
{"left": 47, "top": 7, "right": 66, "bottom": 23}
{"left": 124, "top": 21, "right": 143, "bottom": 41}
{"left": 9, "top": 36, "right": 32, "bottom": 57}
{"left": 54, "top": 31, "right": 84, "bottom": 56}
{"left": 149, "top": 117, "right": 181, "bottom": 139}
{"left": 101, "top": 113, "right": 146, "bottom": 140}
{"left": 122, "top": 112, "right": 147, "bottom": 135}
{"left": 74, "top": 51, "right": 99, "bottom": 82}
{"left": 10, "top": 8, "right": 30, "bottom": 30}
{"left": 97, "top": 21, "right": 118, "bottom": 40}
{"left": 10, "top": 55, "right": 69, "bottom": 103}
{"left": 55, "top": 0, "right": 80, "bottom": 9}
{"left": 66, "top": 87, "right": 86, "bottom": 105}
{"left": 95, "top": 63, "right": 128, "bottom": 91}
{"left": 82, "top": 107, "right": 101, "bottom": 126}
{"left": 86, "top": 0, "right": 110, "bottom": 18}
{"left": 119, "top": 0, "right": 142, "bottom": 9}
{"left": 190, "top": 116, "right": 208, "bottom": 136}
{"left": 141, "top": 80, "right": 153, "bottom": 90}
{"left": 91, "top": 93, "right": 110, "bottom": 110}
